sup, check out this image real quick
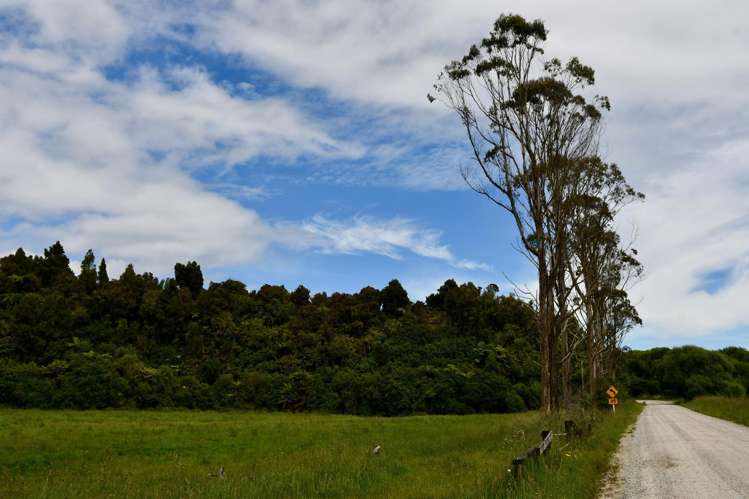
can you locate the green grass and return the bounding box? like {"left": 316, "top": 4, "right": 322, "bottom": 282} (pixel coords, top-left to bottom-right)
{"left": 0, "top": 405, "right": 641, "bottom": 499}
{"left": 684, "top": 396, "right": 749, "bottom": 426}
{"left": 487, "top": 402, "right": 642, "bottom": 499}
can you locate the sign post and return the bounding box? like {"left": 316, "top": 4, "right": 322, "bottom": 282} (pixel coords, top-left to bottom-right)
{"left": 607, "top": 386, "right": 619, "bottom": 413}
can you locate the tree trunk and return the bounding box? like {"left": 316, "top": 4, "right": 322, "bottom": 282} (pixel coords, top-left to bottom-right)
{"left": 538, "top": 256, "right": 557, "bottom": 413}
{"left": 561, "top": 325, "right": 572, "bottom": 407}
{"left": 587, "top": 313, "right": 595, "bottom": 399}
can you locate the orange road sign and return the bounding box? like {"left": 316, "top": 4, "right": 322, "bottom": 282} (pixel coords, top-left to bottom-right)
{"left": 606, "top": 386, "right": 618, "bottom": 398}
{"left": 608, "top": 397, "right": 619, "bottom": 405}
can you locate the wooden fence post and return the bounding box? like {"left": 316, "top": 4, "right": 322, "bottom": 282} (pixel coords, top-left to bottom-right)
{"left": 510, "top": 428, "right": 553, "bottom": 481}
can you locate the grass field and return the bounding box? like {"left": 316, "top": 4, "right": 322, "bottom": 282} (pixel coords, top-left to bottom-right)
{"left": 0, "top": 404, "right": 642, "bottom": 499}
{"left": 684, "top": 396, "right": 749, "bottom": 427}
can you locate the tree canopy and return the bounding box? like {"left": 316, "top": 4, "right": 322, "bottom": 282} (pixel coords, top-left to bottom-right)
{"left": 0, "top": 243, "right": 744, "bottom": 412}
{"left": 0, "top": 243, "right": 540, "bottom": 414}
{"left": 622, "top": 346, "right": 748, "bottom": 400}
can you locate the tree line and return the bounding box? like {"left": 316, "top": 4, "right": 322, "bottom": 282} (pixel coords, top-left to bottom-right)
{"left": 622, "top": 346, "right": 749, "bottom": 400}
{"left": 432, "top": 14, "right": 643, "bottom": 411}
{"left": 0, "top": 243, "right": 542, "bottom": 414}
{"left": 0, "top": 243, "right": 745, "bottom": 413}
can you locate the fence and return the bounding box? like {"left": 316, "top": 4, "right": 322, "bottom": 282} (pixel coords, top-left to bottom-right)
{"left": 511, "top": 419, "right": 587, "bottom": 479}
{"left": 511, "top": 429, "right": 553, "bottom": 479}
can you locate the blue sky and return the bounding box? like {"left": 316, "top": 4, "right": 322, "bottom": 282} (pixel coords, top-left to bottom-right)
{"left": 1, "top": 1, "right": 748, "bottom": 349}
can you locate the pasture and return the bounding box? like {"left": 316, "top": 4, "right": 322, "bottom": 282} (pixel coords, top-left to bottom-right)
{"left": 0, "top": 404, "right": 640, "bottom": 498}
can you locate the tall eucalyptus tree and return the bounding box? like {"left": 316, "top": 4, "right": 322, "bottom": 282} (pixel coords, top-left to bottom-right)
{"left": 432, "top": 14, "right": 642, "bottom": 410}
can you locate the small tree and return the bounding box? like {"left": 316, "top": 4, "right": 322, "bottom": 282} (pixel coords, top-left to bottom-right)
{"left": 380, "top": 279, "right": 409, "bottom": 317}
{"left": 174, "top": 261, "right": 204, "bottom": 297}
{"left": 98, "top": 258, "right": 110, "bottom": 284}
{"left": 79, "top": 249, "right": 97, "bottom": 292}
{"left": 41, "top": 241, "right": 72, "bottom": 286}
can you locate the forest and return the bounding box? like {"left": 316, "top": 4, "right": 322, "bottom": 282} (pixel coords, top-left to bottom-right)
{"left": 1, "top": 243, "right": 746, "bottom": 414}
{"left": 0, "top": 243, "right": 541, "bottom": 415}
{"left": 622, "top": 346, "right": 748, "bottom": 400}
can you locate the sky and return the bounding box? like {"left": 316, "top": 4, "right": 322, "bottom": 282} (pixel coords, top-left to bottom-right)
{"left": 0, "top": 0, "right": 748, "bottom": 349}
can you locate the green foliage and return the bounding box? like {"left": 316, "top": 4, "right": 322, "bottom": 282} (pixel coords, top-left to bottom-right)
{"left": 0, "top": 244, "right": 541, "bottom": 415}
{"left": 621, "top": 346, "right": 749, "bottom": 400}
{"left": 97, "top": 258, "right": 109, "bottom": 284}
{"left": 174, "top": 261, "right": 204, "bottom": 297}
{"left": 380, "top": 279, "right": 409, "bottom": 317}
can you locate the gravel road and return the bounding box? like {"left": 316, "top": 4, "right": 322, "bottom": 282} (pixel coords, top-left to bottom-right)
{"left": 601, "top": 400, "right": 749, "bottom": 498}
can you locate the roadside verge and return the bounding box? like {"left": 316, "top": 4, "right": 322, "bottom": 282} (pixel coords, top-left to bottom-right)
{"left": 683, "top": 396, "right": 749, "bottom": 426}
{"left": 481, "top": 401, "right": 644, "bottom": 498}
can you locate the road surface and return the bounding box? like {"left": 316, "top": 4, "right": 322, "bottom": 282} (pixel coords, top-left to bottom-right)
{"left": 602, "top": 400, "right": 749, "bottom": 498}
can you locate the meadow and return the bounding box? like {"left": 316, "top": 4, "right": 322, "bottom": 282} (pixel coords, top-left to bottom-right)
{"left": 0, "top": 403, "right": 641, "bottom": 499}
{"left": 684, "top": 396, "right": 749, "bottom": 427}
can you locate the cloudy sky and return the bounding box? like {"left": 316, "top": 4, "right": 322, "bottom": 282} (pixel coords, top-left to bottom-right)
{"left": 1, "top": 0, "right": 747, "bottom": 348}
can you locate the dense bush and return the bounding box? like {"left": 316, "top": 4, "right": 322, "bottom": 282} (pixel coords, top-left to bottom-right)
{"left": 621, "top": 346, "right": 749, "bottom": 400}
{"left": 0, "top": 243, "right": 541, "bottom": 415}
{"left": 4, "top": 243, "right": 743, "bottom": 412}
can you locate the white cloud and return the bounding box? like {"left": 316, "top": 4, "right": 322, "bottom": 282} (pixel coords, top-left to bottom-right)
{"left": 126, "top": 66, "right": 363, "bottom": 168}
{"left": 0, "top": 1, "right": 362, "bottom": 274}
{"left": 454, "top": 259, "right": 493, "bottom": 273}
{"left": 624, "top": 138, "right": 749, "bottom": 338}
{"left": 194, "top": 1, "right": 749, "bottom": 111}
{"left": 0, "top": 0, "right": 480, "bottom": 277}
{"left": 282, "top": 215, "right": 491, "bottom": 272}
{"left": 197, "top": 0, "right": 451, "bottom": 107}
{"left": 0, "top": 61, "right": 360, "bottom": 272}
{"left": 1, "top": 0, "right": 129, "bottom": 62}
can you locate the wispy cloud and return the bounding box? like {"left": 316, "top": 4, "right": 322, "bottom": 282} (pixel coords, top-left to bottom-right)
{"left": 623, "top": 138, "right": 749, "bottom": 338}
{"left": 193, "top": 1, "right": 749, "bottom": 112}
{"left": 282, "top": 215, "right": 491, "bottom": 272}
